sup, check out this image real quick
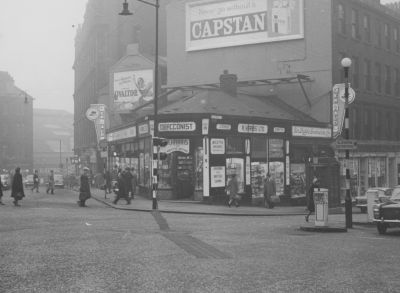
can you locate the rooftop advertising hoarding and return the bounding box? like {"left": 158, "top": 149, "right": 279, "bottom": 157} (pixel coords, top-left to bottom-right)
{"left": 186, "top": 0, "right": 304, "bottom": 51}
{"left": 113, "top": 69, "right": 154, "bottom": 111}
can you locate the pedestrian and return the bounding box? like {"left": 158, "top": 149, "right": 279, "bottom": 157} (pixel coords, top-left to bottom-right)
{"left": 78, "top": 167, "right": 91, "bottom": 207}
{"left": 0, "top": 174, "right": 4, "bottom": 205}
{"left": 11, "top": 167, "right": 25, "bottom": 206}
{"left": 124, "top": 167, "right": 133, "bottom": 200}
{"left": 227, "top": 174, "right": 240, "bottom": 208}
{"left": 46, "top": 170, "right": 55, "bottom": 194}
{"left": 104, "top": 169, "right": 112, "bottom": 194}
{"left": 31, "top": 170, "right": 40, "bottom": 193}
{"left": 113, "top": 169, "right": 131, "bottom": 205}
{"left": 130, "top": 167, "right": 138, "bottom": 200}
{"left": 263, "top": 173, "right": 276, "bottom": 209}
{"left": 305, "top": 177, "right": 319, "bottom": 222}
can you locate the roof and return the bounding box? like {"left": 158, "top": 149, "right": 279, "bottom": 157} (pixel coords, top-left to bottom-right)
{"left": 159, "top": 89, "right": 316, "bottom": 122}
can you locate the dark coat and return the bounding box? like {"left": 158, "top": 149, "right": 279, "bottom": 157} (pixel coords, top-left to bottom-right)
{"left": 11, "top": 173, "right": 25, "bottom": 199}
{"left": 123, "top": 171, "right": 133, "bottom": 192}
{"left": 0, "top": 177, "right": 3, "bottom": 197}
{"left": 263, "top": 177, "right": 276, "bottom": 199}
{"left": 117, "top": 173, "right": 127, "bottom": 197}
{"left": 227, "top": 176, "right": 239, "bottom": 200}
{"left": 307, "top": 182, "right": 319, "bottom": 212}
{"left": 79, "top": 174, "right": 91, "bottom": 200}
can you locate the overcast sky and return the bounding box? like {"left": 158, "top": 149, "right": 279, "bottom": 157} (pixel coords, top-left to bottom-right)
{"left": 0, "top": 0, "right": 87, "bottom": 113}
{"left": 0, "top": 0, "right": 397, "bottom": 114}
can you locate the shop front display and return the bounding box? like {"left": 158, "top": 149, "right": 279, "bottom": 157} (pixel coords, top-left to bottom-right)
{"left": 226, "top": 158, "right": 244, "bottom": 193}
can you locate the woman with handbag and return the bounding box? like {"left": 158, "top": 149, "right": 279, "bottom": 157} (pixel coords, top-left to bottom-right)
{"left": 78, "top": 167, "right": 91, "bottom": 207}
{"left": 11, "top": 167, "right": 25, "bottom": 206}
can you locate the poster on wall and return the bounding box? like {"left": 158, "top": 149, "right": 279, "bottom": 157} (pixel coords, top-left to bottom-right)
{"left": 186, "top": 0, "right": 304, "bottom": 51}
{"left": 113, "top": 69, "right": 153, "bottom": 111}
{"left": 211, "top": 166, "right": 226, "bottom": 187}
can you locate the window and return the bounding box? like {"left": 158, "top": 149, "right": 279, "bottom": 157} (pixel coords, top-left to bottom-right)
{"left": 384, "top": 65, "right": 391, "bottom": 95}
{"left": 251, "top": 137, "right": 267, "bottom": 159}
{"left": 351, "top": 9, "right": 359, "bottom": 39}
{"left": 226, "top": 136, "right": 244, "bottom": 154}
{"left": 385, "top": 23, "right": 391, "bottom": 50}
{"left": 375, "top": 63, "right": 381, "bottom": 93}
{"left": 395, "top": 68, "right": 400, "bottom": 96}
{"left": 363, "top": 15, "right": 371, "bottom": 42}
{"left": 352, "top": 56, "right": 359, "bottom": 88}
{"left": 375, "top": 111, "right": 382, "bottom": 140}
{"left": 364, "top": 109, "right": 372, "bottom": 139}
{"left": 394, "top": 27, "right": 400, "bottom": 53}
{"left": 338, "top": 3, "right": 346, "bottom": 35}
{"left": 376, "top": 21, "right": 382, "bottom": 47}
{"left": 364, "top": 59, "right": 371, "bottom": 91}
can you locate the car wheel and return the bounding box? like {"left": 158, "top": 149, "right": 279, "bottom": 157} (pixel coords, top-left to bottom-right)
{"left": 377, "top": 223, "right": 387, "bottom": 235}
{"left": 360, "top": 207, "right": 367, "bottom": 213}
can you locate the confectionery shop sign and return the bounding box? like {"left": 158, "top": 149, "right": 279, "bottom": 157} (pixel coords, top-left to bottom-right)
{"left": 186, "top": 0, "right": 304, "bottom": 51}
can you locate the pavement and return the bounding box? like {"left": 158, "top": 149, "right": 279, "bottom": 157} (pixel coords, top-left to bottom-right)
{"left": 88, "top": 188, "right": 373, "bottom": 228}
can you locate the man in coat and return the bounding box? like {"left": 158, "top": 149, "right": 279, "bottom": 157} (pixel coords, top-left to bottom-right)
{"left": 78, "top": 167, "right": 91, "bottom": 207}
{"left": 263, "top": 173, "right": 276, "bottom": 209}
{"left": 46, "top": 170, "right": 55, "bottom": 194}
{"left": 113, "top": 169, "right": 131, "bottom": 205}
{"left": 11, "top": 167, "right": 25, "bottom": 206}
{"left": 31, "top": 169, "right": 40, "bottom": 193}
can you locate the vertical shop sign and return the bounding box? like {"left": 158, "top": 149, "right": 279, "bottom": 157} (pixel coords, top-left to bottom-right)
{"left": 203, "top": 137, "right": 210, "bottom": 196}
{"left": 202, "top": 119, "right": 209, "bottom": 135}
{"left": 332, "top": 83, "right": 356, "bottom": 138}
{"left": 86, "top": 104, "right": 107, "bottom": 143}
{"left": 246, "top": 156, "right": 251, "bottom": 185}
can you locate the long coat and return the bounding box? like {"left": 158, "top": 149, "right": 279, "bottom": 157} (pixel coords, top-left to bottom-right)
{"left": 227, "top": 176, "right": 239, "bottom": 200}
{"left": 11, "top": 173, "right": 25, "bottom": 199}
{"left": 264, "top": 177, "right": 276, "bottom": 199}
{"left": 79, "top": 174, "right": 91, "bottom": 200}
{"left": 0, "top": 176, "right": 3, "bottom": 197}
{"left": 307, "top": 182, "right": 319, "bottom": 212}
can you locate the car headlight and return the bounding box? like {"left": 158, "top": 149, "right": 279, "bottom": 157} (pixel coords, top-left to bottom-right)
{"left": 373, "top": 204, "right": 381, "bottom": 219}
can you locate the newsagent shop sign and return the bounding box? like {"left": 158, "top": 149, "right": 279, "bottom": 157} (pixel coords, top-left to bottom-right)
{"left": 186, "top": 0, "right": 304, "bottom": 51}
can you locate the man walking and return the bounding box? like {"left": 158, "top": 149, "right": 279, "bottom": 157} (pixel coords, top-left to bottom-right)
{"left": 31, "top": 170, "right": 40, "bottom": 193}
{"left": 263, "top": 173, "right": 276, "bottom": 209}
{"left": 46, "top": 170, "right": 55, "bottom": 194}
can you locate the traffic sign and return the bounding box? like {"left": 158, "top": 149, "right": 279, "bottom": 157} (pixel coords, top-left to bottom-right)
{"left": 333, "top": 139, "right": 357, "bottom": 150}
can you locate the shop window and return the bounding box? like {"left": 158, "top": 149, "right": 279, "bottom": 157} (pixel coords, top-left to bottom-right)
{"left": 194, "top": 146, "right": 203, "bottom": 191}
{"left": 158, "top": 154, "right": 172, "bottom": 189}
{"left": 226, "top": 158, "right": 244, "bottom": 193}
{"left": 269, "top": 139, "right": 284, "bottom": 159}
{"left": 251, "top": 137, "right": 267, "bottom": 159}
{"left": 290, "top": 163, "right": 306, "bottom": 199}
{"left": 226, "top": 136, "right": 244, "bottom": 154}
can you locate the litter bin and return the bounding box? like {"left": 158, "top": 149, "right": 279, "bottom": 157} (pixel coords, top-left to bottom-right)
{"left": 313, "top": 188, "right": 329, "bottom": 227}
{"left": 366, "top": 190, "right": 378, "bottom": 222}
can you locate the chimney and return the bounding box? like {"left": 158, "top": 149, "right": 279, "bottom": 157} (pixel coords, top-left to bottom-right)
{"left": 219, "top": 70, "right": 238, "bottom": 96}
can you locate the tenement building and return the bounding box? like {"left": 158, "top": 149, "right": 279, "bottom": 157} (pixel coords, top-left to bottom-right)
{"left": 104, "top": 0, "right": 400, "bottom": 206}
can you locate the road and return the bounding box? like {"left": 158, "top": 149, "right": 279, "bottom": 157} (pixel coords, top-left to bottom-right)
{"left": 0, "top": 188, "right": 399, "bottom": 293}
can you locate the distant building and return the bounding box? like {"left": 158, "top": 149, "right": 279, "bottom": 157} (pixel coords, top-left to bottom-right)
{"left": 33, "top": 109, "right": 74, "bottom": 176}
{"left": 0, "top": 71, "right": 33, "bottom": 173}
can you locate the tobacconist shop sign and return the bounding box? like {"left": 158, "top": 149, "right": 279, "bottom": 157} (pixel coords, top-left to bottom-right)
{"left": 158, "top": 122, "right": 196, "bottom": 132}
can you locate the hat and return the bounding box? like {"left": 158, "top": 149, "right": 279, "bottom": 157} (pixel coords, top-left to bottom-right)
{"left": 83, "top": 167, "right": 89, "bottom": 171}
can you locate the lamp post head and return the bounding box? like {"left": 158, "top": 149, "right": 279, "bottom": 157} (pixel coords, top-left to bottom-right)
{"left": 119, "top": 0, "right": 133, "bottom": 15}
{"left": 341, "top": 57, "right": 352, "bottom": 68}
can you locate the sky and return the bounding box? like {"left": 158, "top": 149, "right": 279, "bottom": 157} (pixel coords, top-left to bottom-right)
{"left": 0, "top": 0, "right": 88, "bottom": 113}
{"left": 0, "top": 0, "right": 398, "bottom": 114}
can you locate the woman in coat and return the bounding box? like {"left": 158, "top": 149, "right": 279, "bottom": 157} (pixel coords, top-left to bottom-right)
{"left": 11, "top": 167, "right": 25, "bottom": 206}
{"left": 78, "top": 167, "right": 91, "bottom": 207}
{"left": 227, "top": 174, "right": 240, "bottom": 207}
{"left": 305, "top": 177, "right": 319, "bottom": 222}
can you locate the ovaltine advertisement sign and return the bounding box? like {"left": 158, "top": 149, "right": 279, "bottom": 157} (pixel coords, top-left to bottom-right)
{"left": 113, "top": 69, "right": 153, "bottom": 111}
{"left": 186, "top": 0, "right": 304, "bottom": 51}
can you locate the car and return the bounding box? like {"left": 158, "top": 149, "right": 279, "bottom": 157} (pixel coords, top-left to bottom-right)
{"left": 54, "top": 174, "right": 64, "bottom": 188}
{"left": 0, "top": 174, "right": 10, "bottom": 190}
{"left": 24, "top": 174, "right": 34, "bottom": 188}
{"left": 355, "top": 187, "right": 393, "bottom": 213}
{"left": 373, "top": 187, "right": 400, "bottom": 234}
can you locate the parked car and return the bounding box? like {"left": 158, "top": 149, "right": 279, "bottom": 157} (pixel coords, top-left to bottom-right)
{"left": 373, "top": 187, "right": 400, "bottom": 234}
{"left": 54, "top": 174, "right": 64, "bottom": 188}
{"left": 0, "top": 174, "right": 10, "bottom": 190}
{"left": 24, "top": 174, "right": 34, "bottom": 188}
{"left": 355, "top": 187, "right": 393, "bottom": 213}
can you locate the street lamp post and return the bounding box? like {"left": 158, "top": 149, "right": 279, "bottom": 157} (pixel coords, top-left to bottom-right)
{"left": 341, "top": 57, "right": 352, "bottom": 229}
{"left": 120, "top": 0, "right": 160, "bottom": 209}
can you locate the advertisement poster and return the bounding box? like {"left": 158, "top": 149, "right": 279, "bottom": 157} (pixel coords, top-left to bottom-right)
{"left": 186, "top": 0, "right": 304, "bottom": 51}
{"left": 86, "top": 104, "right": 108, "bottom": 143}
{"left": 332, "top": 83, "right": 356, "bottom": 138}
{"left": 211, "top": 166, "right": 226, "bottom": 187}
{"left": 113, "top": 69, "right": 153, "bottom": 111}
{"left": 210, "top": 138, "right": 225, "bottom": 154}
